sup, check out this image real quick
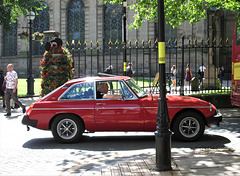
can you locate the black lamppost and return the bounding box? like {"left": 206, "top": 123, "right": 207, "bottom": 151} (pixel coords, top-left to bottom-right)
{"left": 155, "top": 0, "right": 172, "bottom": 171}
{"left": 26, "top": 11, "right": 35, "bottom": 95}
{"left": 123, "top": 0, "right": 127, "bottom": 76}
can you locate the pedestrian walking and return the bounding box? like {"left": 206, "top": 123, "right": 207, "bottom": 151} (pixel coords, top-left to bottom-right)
{"left": 218, "top": 66, "right": 224, "bottom": 84}
{"left": 198, "top": 63, "right": 206, "bottom": 83}
{"left": 104, "top": 65, "right": 113, "bottom": 75}
{"left": 126, "top": 63, "right": 135, "bottom": 81}
{"left": 171, "top": 65, "right": 177, "bottom": 91}
{"left": 4, "top": 64, "right": 26, "bottom": 116}
{"left": 185, "top": 64, "right": 192, "bottom": 89}
{"left": 0, "top": 70, "right": 6, "bottom": 108}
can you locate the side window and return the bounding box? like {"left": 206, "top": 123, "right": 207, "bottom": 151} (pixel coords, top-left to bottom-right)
{"left": 96, "top": 80, "right": 134, "bottom": 99}
{"left": 96, "top": 81, "right": 122, "bottom": 99}
{"left": 60, "top": 82, "right": 94, "bottom": 100}
{"left": 119, "top": 81, "right": 134, "bottom": 99}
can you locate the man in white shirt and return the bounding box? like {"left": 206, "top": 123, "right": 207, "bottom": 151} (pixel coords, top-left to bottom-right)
{"left": 198, "top": 63, "right": 206, "bottom": 83}
{"left": 4, "top": 64, "right": 26, "bottom": 116}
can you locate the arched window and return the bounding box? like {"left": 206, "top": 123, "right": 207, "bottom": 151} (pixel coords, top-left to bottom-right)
{"left": 67, "top": 0, "right": 85, "bottom": 45}
{"left": 2, "top": 22, "right": 17, "bottom": 56}
{"left": 33, "top": 2, "right": 50, "bottom": 55}
{"left": 103, "top": 4, "right": 123, "bottom": 47}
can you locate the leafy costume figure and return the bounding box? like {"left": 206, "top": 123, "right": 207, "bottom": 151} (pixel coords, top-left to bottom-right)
{"left": 40, "top": 38, "right": 74, "bottom": 96}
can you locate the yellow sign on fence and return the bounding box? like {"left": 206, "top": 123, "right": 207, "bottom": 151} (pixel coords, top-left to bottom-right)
{"left": 123, "top": 62, "right": 127, "bottom": 72}
{"left": 158, "top": 42, "right": 165, "bottom": 64}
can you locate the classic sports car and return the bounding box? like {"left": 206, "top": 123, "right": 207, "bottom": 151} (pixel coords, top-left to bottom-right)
{"left": 22, "top": 76, "right": 222, "bottom": 143}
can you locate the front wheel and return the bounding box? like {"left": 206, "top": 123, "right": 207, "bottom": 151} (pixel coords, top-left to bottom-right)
{"left": 173, "top": 111, "right": 205, "bottom": 141}
{"left": 51, "top": 114, "right": 84, "bottom": 143}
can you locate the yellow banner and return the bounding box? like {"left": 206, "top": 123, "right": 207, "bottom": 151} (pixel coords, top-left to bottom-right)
{"left": 123, "top": 62, "right": 127, "bottom": 72}
{"left": 234, "top": 62, "right": 240, "bottom": 80}
{"left": 158, "top": 42, "right": 165, "bottom": 64}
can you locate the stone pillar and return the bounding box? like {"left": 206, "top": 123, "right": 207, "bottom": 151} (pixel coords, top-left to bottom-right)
{"left": 17, "top": 16, "right": 28, "bottom": 57}
{"left": 49, "top": 0, "right": 61, "bottom": 32}
{"left": 88, "top": 0, "right": 97, "bottom": 45}
{"left": 201, "top": 48, "right": 221, "bottom": 89}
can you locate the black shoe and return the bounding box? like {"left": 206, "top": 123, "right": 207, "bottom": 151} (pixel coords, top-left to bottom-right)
{"left": 2, "top": 104, "right": 5, "bottom": 108}
{"left": 4, "top": 113, "right": 11, "bottom": 116}
{"left": 22, "top": 107, "right": 26, "bottom": 113}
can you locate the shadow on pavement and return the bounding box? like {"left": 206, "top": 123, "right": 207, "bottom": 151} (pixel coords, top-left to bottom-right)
{"left": 22, "top": 133, "right": 230, "bottom": 151}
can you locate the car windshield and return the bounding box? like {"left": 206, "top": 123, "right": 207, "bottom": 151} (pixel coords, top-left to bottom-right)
{"left": 125, "top": 79, "right": 148, "bottom": 97}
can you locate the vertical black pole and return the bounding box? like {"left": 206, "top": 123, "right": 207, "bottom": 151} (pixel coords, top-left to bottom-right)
{"left": 155, "top": 0, "right": 172, "bottom": 171}
{"left": 123, "top": 0, "right": 127, "bottom": 76}
{"left": 180, "top": 36, "right": 185, "bottom": 96}
{"left": 27, "top": 19, "right": 34, "bottom": 95}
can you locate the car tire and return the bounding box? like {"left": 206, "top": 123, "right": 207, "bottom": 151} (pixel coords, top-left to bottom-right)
{"left": 173, "top": 111, "right": 205, "bottom": 142}
{"left": 51, "top": 114, "right": 84, "bottom": 143}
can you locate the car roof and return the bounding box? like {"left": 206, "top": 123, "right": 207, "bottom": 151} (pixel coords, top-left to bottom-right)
{"left": 65, "top": 76, "right": 130, "bottom": 85}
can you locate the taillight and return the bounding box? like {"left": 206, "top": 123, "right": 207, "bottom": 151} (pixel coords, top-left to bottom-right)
{"left": 26, "top": 103, "right": 34, "bottom": 116}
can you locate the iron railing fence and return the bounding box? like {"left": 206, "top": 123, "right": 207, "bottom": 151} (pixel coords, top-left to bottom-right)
{"left": 66, "top": 36, "right": 232, "bottom": 95}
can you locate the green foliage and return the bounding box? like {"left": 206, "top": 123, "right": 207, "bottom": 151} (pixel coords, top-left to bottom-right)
{"left": 0, "top": 0, "right": 44, "bottom": 31}
{"left": 40, "top": 47, "right": 74, "bottom": 96}
{"left": 101, "top": 0, "right": 240, "bottom": 29}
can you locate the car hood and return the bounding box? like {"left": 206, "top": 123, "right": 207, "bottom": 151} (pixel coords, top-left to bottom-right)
{"left": 151, "top": 94, "right": 212, "bottom": 107}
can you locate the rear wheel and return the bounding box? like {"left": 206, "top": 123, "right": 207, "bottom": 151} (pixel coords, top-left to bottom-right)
{"left": 51, "top": 114, "right": 84, "bottom": 143}
{"left": 173, "top": 111, "right": 205, "bottom": 141}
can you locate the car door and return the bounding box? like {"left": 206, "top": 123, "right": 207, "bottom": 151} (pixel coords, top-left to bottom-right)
{"left": 94, "top": 80, "right": 144, "bottom": 131}
{"left": 58, "top": 82, "right": 96, "bottom": 130}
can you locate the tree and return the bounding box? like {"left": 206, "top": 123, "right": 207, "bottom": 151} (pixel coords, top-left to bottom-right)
{"left": 101, "top": 0, "right": 240, "bottom": 29}
{"left": 0, "top": 0, "right": 44, "bottom": 31}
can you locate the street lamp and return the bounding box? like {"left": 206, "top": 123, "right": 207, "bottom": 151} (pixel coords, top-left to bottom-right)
{"left": 26, "top": 11, "right": 35, "bottom": 95}
{"left": 155, "top": 0, "right": 172, "bottom": 171}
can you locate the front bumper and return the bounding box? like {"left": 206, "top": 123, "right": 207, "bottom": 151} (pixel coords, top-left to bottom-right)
{"left": 206, "top": 110, "right": 222, "bottom": 126}
{"left": 22, "top": 115, "right": 37, "bottom": 127}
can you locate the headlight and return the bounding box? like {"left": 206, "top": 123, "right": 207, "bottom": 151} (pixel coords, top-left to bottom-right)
{"left": 209, "top": 103, "right": 212, "bottom": 112}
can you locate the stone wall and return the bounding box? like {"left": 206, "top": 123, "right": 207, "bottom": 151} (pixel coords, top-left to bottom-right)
{"left": 0, "top": 0, "right": 236, "bottom": 78}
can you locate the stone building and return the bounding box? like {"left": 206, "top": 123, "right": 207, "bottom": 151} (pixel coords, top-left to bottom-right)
{"left": 0, "top": 0, "right": 236, "bottom": 78}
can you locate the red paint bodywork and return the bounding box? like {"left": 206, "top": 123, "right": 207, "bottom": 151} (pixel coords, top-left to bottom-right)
{"left": 231, "top": 22, "right": 240, "bottom": 107}
{"left": 27, "top": 76, "right": 217, "bottom": 132}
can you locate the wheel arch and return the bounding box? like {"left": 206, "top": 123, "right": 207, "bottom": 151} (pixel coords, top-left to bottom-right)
{"left": 49, "top": 113, "right": 85, "bottom": 131}
{"left": 170, "top": 108, "right": 206, "bottom": 131}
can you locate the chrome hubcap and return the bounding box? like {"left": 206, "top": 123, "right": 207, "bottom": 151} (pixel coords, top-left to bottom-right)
{"left": 57, "top": 119, "right": 78, "bottom": 140}
{"left": 179, "top": 117, "right": 200, "bottom": 138}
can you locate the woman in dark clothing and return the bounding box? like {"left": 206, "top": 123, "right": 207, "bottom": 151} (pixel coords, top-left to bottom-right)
{"left": 185, "top": 64, "right": 192, "bottom": 89}
{"left": 0, "top": 70, "right": 6, "bottom": 108}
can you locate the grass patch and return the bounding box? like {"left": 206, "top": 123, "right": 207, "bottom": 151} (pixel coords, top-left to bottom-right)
{"left": 135, "top": 78, "right": 153, "bottom": 87}
{"left": 18, "top": 78, "right": 41, "bottom": 97}
{"left": 190, "top": 89, "right": 231, "bottom": 96}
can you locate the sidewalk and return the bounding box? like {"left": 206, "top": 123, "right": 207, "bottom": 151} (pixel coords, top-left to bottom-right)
{"left": 218, "top": 108, "right": 239, "bottom": 118}
{"left": 82, "top": 149, "right": 240, "bottom": 176}
{"left": 82, "top": 107, "right": 239, "bottom": 176}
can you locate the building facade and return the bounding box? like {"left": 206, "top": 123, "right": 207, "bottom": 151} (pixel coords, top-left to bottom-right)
{"left": 0, "top": 0, "right": 236, "bottom": 78}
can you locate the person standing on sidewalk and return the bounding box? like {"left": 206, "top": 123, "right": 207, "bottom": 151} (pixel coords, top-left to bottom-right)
{"left": 4, "top": 64, "right": 25, "bottom": 116}
{"left": 0, "top": 70, "right": 6, "bottom": 108}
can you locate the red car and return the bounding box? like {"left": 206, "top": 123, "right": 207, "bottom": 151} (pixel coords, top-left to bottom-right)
{"left": 22, "top": 76, "right": 222, "bottom": 143}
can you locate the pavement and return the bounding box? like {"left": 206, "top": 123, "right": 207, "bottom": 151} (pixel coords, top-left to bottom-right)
{"left": 83, "top": 107, "right": 240, "bottom": 176}
{"left": 0, "top": 97, "right": 239, "bottom": 176}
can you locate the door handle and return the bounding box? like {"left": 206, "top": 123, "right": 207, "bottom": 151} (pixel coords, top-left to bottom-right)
{"left": 96, "top": 103, "right": 105, "bottom": 106}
